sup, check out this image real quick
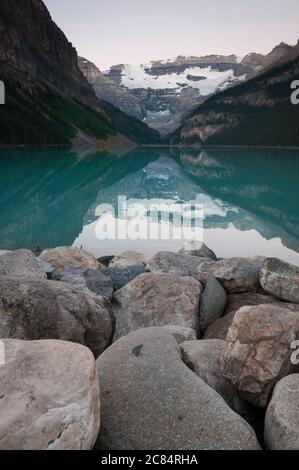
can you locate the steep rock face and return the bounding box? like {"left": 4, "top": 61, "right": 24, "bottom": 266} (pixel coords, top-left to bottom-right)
{"left": 174, "top": 43, "right": 299, "bottom": 147}
{"left": 241, "top": 41, "right": 299, "bottom": 73}
{"left": 78, "top": 57, "right": 144, "bottom": 121}
{"left": 0, "top": 0, "right": 99, "bottom": 109}
{"left": 0, "top": 0, "right": 158, "bottom": 145}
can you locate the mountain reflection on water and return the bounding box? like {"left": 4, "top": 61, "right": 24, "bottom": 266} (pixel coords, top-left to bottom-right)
{"left": 0, "top": 146, "right": 299, "bottom": 264}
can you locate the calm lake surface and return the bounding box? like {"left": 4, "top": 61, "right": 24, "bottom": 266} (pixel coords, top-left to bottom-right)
{"left": 1, "top": 146, "right": 299, "bottom": 265}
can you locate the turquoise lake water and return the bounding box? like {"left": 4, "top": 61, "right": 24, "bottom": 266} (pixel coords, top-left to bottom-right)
{"left": 1, "top": 146, "right": 299, "bottom": 265}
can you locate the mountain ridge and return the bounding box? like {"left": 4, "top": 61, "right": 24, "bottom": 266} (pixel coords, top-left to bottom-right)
{"left": 81, "top": 40, "right": 299, "bottom": 135}
{"left": 0, "top": 0, "right": 158, "bottom": 147}
{"left": 172, "top": 47, "right": 299, "bottom": 147}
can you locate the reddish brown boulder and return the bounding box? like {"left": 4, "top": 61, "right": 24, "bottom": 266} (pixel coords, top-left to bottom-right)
{"left": 203, "top": 312, "right": 235, "bottom": 340}
{"left": 221, "top": 304, "right": 299, "bottom": 408}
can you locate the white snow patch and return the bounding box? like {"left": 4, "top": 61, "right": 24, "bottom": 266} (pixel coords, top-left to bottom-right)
{"left": 120, "top": 64, "right": 246, "bottom": 96}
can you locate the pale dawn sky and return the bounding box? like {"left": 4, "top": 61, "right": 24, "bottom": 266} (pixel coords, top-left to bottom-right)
{"left": 44, "top": 0, "right": 299, "bottom": 71}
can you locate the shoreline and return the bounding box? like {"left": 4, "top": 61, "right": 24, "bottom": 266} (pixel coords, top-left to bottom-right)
{"left": 0, "top": 246, "right": 299, "bottom": 449}
{"left": 1, "top": 143, "right": 299, "bottom": 151}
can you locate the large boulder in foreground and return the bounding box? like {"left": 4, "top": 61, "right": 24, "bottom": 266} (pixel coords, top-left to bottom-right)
{"left": 199, "top": 276, "right": 227, "bottom": 333}
{"left": 147, "top": 251, "right": 209, "bottom": 277}
{"left": 260, "top": 258, "right": 299, "bottom": 304}
{"left": 264, "top": 374, "right": 299, "bottom": 450}
{"left": 0, "top": 339, "right": 100, "bottom": 450}
{"left": 109, "top": 251, "right": 147, "bottom": 268}
{"left": 197, "top": 257, "right": 263, "bottom": 293}
{"left": 179, "top": 241, "right": 217, "bottom": 261}
{"left": 52, "top": 267, "right": 113, "bottom": 299}
{"left": 0, "top": 249, "right": 46, "bottom": 279}
{"left": 221, "top": 304, "right": 299, "bottom": 408}
{"left": 112, "top": 273, "right": 202, "bottom": 340}
{"left": 0, "top": 277, "right": 113, "bottom": 358}
{"left": 180, "top": 339, "right": 249, "bottom": 419}
{"left": 39, "top": 247, "right": 101, "bottom": 270}
{"left": 96, "top": 328, "right": 260, "bottom": 450}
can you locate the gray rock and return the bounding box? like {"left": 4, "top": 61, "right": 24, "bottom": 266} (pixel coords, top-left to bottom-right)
{"left": 0, "top": 276, "right": 113, "bottom": 358}
{"left": 109, "top": 251, "right": 147, "bottom": 268}
{"left": 260, "top": 258, "right": 299, "bottom": 304}
{"left": 180, "top": 339, "right": 251, "bottom": 419}
{"left": 221, "top": 304, "right": 299, "bottom": 408}
{"left": 101, "top": 265, "right": 147, "bottom": 291}
{"left": 96, "top": 328, "right": 260, "bottom": 450}
{"left": 112, "top": 272, "right": 202, "bottom": 341}
{"left": 264, "top": 374, "right": 299, "bottom": 450}
{"left": 199, "top": 276, "right": 227, "bottom": 333}
{"left": 0, "top": 339, "right": 100, "bottom": 450}
{"left": 162, "top": 325, "right": 197, "bottom": 343}
{"left": 203, "top": 311, "right": 235, "bottom": 340}
{"left": 179, "top": 241, "right": 217, "bottom": 260}
{"left": 197, "top": 257, "right": 263, "bottom": 293}
{"left": 147, "top": 251, "right": 210, "bottom": 276}
{"left": 0, "top": 249, "right": 47, "bottom": 280}
{"left": 52, "top": 267, "right": 113, "bottom": 298}
{"left": 39, "top": 246, "right": 101, "bottom": 270}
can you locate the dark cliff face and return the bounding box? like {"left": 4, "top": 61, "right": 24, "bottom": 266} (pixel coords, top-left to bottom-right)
{"left": 0, "top": 0, "right": 100, "bottom": 109}
{"left": 174, "top": 48, "right": 299, "bottom": 147}
{"left": 0, "top": 0, "right": 159, "bottom": 146}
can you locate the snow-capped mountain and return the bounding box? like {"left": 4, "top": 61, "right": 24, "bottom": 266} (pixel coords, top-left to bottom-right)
{"left": 79, "top": 44, "right": 298, "bottom": 135}
{"left": 118, "top": 61, "right": 245, "bottom": 95}
{"left": 103, "top": 55, "right": 250, "bottom": 134}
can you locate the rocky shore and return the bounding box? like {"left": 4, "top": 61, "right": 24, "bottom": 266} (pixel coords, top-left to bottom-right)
{"left": 0, "top": 245, "right": 299, "bottom": 450}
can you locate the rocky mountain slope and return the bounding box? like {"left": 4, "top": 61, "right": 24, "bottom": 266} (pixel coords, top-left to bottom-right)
{"left": 173, "top": 44, "right": 299, "bottom": 147}
{"left": 0, "top": 0, "right": 158, "bottom": 146}
{"left": 242, "top": 40, "right": 299, "bottom": 73}
{"left": 78, "top": 57, "right": 144, "bottom": 121}
{"left": 80, "top": 43, "right": 299, "bottom": 135}
{"left": 85, "top": 55, "right": 250, "bottom": 134}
